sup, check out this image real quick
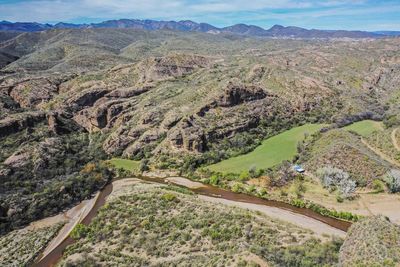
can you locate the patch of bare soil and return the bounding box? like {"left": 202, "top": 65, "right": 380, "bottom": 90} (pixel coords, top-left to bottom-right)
{"left": 303, "top": 181, "right": 400, "bottom": 225}
{"left": 165, "top": 177, "right": 205, "bottom": 189}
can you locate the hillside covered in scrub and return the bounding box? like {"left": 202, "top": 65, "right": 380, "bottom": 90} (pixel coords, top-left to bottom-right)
{"left": 58, "top": 181, "right": 343, "bottom": 267}
{"left": 0, "top": 27, "right": 400, "bottom": 267}
{"left": 340, "top": 216, "right": 400, "bottom": 266}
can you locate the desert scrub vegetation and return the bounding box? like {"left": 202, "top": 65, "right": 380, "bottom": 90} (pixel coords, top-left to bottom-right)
{"left": 339, "top": 216, "right": 400, "bottom": 267}
{"left": 194, "top": 167, "right": 361, "bottom": 222}
{"left": 0, "top": 222, "right": 64, "bottom": 266}
{"left": 317, "top": 166, "right": 356, "bottom": 200}
{"left": 0, "top": 130, "right": 114, "bottom": 234}
{"left": 298, "top": 128, "right": 389, "bottom": 187}
{"left": 385, "top": 169, "right": 400, "bottom": 193}
{"left": 59, "top": 183, "right": 343, "bottom": 267}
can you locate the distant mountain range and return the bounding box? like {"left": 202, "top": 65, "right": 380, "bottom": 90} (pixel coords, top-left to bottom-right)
{"left": 0, "top": 19, "right": 399, "bottom": 38}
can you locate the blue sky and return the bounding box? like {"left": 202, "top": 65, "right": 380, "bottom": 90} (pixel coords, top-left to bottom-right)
{"left": 0, "top": 0, "right": 399, "bottom": 31}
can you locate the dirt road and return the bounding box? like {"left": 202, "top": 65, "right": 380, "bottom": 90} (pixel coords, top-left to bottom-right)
{"left": 392, "top": 128, "right": 400, "bottom": 152}
{"left": 361, "top": 138, "right": 400, "bottom": 167}
{"left": 198, "top": 195, "right": 346, "bottom": 238}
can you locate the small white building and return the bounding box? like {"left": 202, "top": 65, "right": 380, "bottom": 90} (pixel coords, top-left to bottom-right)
{"left": 293, "top": 165, "right": 305, "bottom": 173}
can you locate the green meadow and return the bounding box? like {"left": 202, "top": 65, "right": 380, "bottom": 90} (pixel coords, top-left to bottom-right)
{"left": 109, "top": 158, "right": 140, "bottom": 172}
{"left": 207, "top": 124, "right": 327, "bottom": 173}
{"left": 343, "top": 120, "right": 383, "bottom": 137}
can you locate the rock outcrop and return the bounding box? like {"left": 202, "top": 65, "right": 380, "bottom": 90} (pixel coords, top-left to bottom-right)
{"left": 137, "top": 54, "right": 211, "bottom": 84}
{"left": 0, "top": 112, "right": 45, "bottom": 137}
{"left": 68, "top": 88, "right": 109, "bottom": 111}
{"left": 167, "top": 117, "right": 207, "bottom": 152}
{"left": 9, "top": 78, "right": 58, "bottom": 108}
{"left": 217, "top": 83, "right": 267, "bottom": 107}
{"left": 47, "top": 111, "right": 83, "bottom": 135}
{"left": 105, "top": 86, "right": 151, "bottom": 98}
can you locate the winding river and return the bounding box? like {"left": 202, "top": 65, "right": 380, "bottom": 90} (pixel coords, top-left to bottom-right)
{"left": 33, "top": 176, "right": 352, "bottom": 267}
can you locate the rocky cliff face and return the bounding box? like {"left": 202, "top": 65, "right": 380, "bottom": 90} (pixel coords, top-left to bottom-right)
{"left": 1, "top": 35, "right": 398, "bottom": 159}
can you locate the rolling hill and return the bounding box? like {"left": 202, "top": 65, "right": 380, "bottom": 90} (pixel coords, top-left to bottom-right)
{"left": 0, "top": 28, "right": 399, "bottom": 238}
{"left": 0, "top": 19, "right": 387, "bottom": 38}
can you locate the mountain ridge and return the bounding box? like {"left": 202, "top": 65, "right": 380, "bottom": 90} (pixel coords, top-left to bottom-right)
{"left": 0, "top": 19, "right": 396, "bottom": 38}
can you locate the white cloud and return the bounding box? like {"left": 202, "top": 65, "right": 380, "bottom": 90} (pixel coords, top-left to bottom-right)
{"left": 0, "top": 0, "right": 369, "bottom": 22}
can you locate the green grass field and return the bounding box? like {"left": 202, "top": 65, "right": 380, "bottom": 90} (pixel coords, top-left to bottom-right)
{"left": 207, "top": 124, "right": 327, "bottom": 173}
{"left": 109, "top": 158, "right": 140, "bottom": 172}
{"left": 343, "top": 120, "right": 383, "bottom": 137}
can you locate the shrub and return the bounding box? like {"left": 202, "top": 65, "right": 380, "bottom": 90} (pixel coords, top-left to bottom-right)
{"left": 258, "top": 187, "right": 268, "bottom": 198}
{"left": 338, "top": 178, "right": 356, "bottom": 199}
{"left": 210, "top": 175, "right": 220, "bottom": 185}
{"left": 70, "top": 223, "right": 91, "bottom": 239}
{"left": 317, "top": 166, "right": 349, "bottom": 188}
{"left": 372, "top": 179, "right": 385, "bottom": 193}
{"left": 384, "top": 169, "right": 400, "bottom": 193}
{"left": 231, "top": 183, "right": 243, "bottom": 193}
{"left": 161, "top": 193, "right": 177, "bottom": 202}
{"left": 248, "top": 165, "right": 257, "bottom": 178}
{"left": 317, "top": 166, "right": 355, "bottom": 199}
{"left": 139, "top": 159, "right": 149, "bottom": 172}
{"left": 270, "top": 161, "right": 296, "bottom": 187}
{"left": 80, "top": 163, "right": 96, "bottom": 174}
{"left": 247, "top": 185, "right": 256, "bottom": 193}
{"left": 239, "top": 171, "right": 250, "bottom": 181}
{"left": 293, "top": 181, "right": 306, "bottom": 198}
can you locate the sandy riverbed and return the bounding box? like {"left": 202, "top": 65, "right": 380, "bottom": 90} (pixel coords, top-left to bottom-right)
{"left": 36, "top": 192, "right": 100, "bottom": 261}
{"left": 165, "top": 177, "right": 205, "bottom": 189}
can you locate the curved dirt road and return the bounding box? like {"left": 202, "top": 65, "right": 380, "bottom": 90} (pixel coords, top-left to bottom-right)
{"left": 361, "top": 138, "right": 400, "bottom": 167}
{"left": 199, "top": 195, "right": 346, "bottom": 237}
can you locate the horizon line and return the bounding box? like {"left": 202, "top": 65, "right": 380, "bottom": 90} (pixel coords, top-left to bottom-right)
{"left": 1, "top": 18, "right": 399, "bottom": 32}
